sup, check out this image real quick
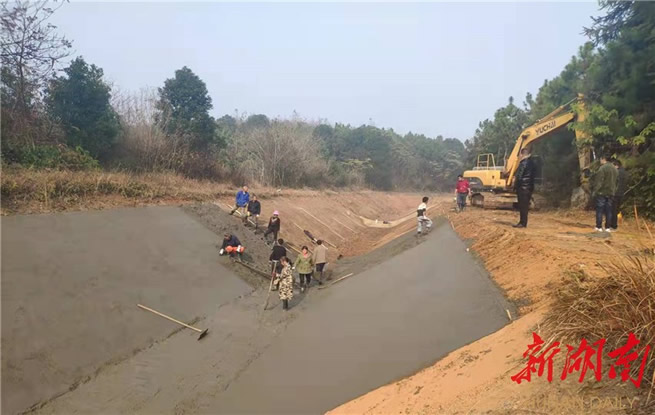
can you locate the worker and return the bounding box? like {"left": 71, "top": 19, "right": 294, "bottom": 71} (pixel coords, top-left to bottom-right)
{"left": 312, "top": 239, "right": 328, "bottom": 285}
{"left": 294, "top": 245, "right": 314, "bottom": 292}
{"left": 245, "top": 194, "right": 261, "bottom": 228}
{"left": 417, "top": 196, "right": 432, "bottom": 235}
{"left": 455, "top": 175, "right": 470, "bottom": 212}
{"left": 609, "top": 159, "right": 627, "bottom": 231}
{"left": 264, "top": 211, "right": 281, "bottom": 243}
{"left": 592, "top": 155, "right": 618, "bottom": 232}
{"left": 269, "top": 238, "right": 287, "bottom": 290}
{"left": 276, "top": 256, "right": 293, "bottom": 311}
{"left": 219, "top": 233, "right": 245, "bottom": 260}
{"left": 230, "top": 185, "right": 250, "bottom": 217}
{"left": 513, "top": 148, "right": 536, "bottom": 228}
{"left": 269, "top": 239, "right": 287, "bottom": 291}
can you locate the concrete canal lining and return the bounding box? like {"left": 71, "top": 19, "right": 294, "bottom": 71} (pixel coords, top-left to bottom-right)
{"left": 203, "top": 221, "right": 513, "bottom": 414}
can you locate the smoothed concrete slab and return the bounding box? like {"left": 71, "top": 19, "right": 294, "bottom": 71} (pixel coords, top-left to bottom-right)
{"left": 1, "top": 206, "right": 251, "bottom": 414}
{"left": 205, "top": 223, "right": 512, "bottom": 414}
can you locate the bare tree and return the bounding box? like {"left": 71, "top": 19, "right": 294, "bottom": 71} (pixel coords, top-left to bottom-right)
{"left": 1, "top": 0, "right": 72, "bottom": 144}
{"left": 229, "top": 120, "right": 329, "bottom": 187}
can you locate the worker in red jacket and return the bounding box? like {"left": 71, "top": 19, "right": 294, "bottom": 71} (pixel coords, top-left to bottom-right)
{"left": 455, "top": 175, "right": 470, "bottom": 212}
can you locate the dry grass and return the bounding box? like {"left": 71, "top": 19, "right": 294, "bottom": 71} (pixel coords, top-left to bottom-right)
{"left": 543, "top": 253, "right": 655, "bottom": 403}
{"left": 0, "top": 168, "right": 315, "bottom": 215}
{"left": 0, "top": 167, "right": 361, "bottom": 215}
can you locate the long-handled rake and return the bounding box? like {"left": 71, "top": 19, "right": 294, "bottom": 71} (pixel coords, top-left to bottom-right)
{"left": 137, "top": 304, "right": 209, "bottom": 340}
{"left": 263, "top": 260, "right": 278, "bottom": 311}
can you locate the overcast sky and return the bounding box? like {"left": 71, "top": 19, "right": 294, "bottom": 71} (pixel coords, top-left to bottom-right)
{"left": 51, "top": 1, "right": 599, "bottom": 140}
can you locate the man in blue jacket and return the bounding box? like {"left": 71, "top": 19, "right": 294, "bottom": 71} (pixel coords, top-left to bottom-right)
{"left": 230, "top": 185, "right": 250, "bottom": 217}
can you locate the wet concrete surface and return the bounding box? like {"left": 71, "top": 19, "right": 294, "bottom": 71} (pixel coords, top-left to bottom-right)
{"left": 5, "top": 206, "right": 513, "bottom": 415}
{"left": 202, "top": 222, "right": 513, "bottom": 414}
{"left": 1, "top": 207, "right": 251, "bottom": 414}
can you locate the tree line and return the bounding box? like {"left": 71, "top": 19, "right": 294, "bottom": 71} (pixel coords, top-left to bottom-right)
{"left": 466, "top": 1, "right": 654, "bottom": 215}
{"left": 2, "top": 0, "right": 653, "bottom": 214}
{"left": 0, "top": 0, "right": 464, "bottom": 192}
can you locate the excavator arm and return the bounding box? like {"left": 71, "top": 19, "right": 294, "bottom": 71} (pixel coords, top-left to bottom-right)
{"left": 504, "top": 95, "right": 591, "bottom": 189}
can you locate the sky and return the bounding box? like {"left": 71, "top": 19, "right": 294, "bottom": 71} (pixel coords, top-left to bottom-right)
{"left": 50, "top": 1, "right": 600, "bottom": 141}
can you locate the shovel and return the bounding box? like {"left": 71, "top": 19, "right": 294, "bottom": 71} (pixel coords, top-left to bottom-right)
{"left": 137, "top": 304, "right": 208, "bottom": 340}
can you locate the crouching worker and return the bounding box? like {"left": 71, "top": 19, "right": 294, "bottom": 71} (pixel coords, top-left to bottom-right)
{"left": 219, "top": 233, "right": 245, "bottom": 260}
{"left": 276, "top": 256, "right": 293, "bottom": 311}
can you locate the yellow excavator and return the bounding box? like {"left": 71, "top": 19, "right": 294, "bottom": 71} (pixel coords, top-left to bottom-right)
{"left": 464, "top": 94, "right": 591, "bottom": 208}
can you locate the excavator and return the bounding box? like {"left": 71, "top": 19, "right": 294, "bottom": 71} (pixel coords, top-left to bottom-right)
{"left": 463, "top": 94, "right": 592, "bottom": 208}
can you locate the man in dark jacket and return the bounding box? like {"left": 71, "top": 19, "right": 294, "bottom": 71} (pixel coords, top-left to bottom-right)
{"left": 513, "top": 148, "right": 536, "bottom": 228}
{"left": 609, "top": 159, "right": 627, "bottom": 231}
{"left": 269, "top": 239, "right": 287, "bottom": 290}
{"left": 593, "top": 156, "right": 618, "bottom": 232}
{"left": 264, "top": 211, "right": 281, "bottom": 243}
{"left": 220, "top": 233, "right": 244, "bottom": 259}
{"left": 245, "top": 195, "right": 261, "bottom": 228}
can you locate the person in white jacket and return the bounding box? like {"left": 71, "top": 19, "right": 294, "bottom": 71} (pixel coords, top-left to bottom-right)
{"left": 417, "top": 196, "right": 432, "bottom": 235}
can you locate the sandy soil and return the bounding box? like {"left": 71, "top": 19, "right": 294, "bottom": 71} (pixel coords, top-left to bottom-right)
{"left": 329, "top": 195, "right": 654, "bottom": 415}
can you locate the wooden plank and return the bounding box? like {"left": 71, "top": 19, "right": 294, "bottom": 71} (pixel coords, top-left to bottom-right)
{"left": 317, "top": 273, "right": 355, "bottom": 290}
{"left": 299, "top": 207, "right": 346, "bottom": 240}
{"left": 292, "top": 221, "right": 337, "bottom": 248}
{"left": 332, "top": 217, "right": 356, "bottom": 233}
{"left": 341, "top": 212, "right": 363, "bottom": 227}
{"left": 235, "top": 260, "right": 271, "bottom": 280}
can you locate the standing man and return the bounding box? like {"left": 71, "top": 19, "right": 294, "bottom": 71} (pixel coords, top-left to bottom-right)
{"left": 269, "top": 238, "right": 287, "bottom": 291}
{"left": 417, "top": 196, "right": 432, "bottom": 235}
{"left": 592, "top": 155, "right": 618, "bottom": 232}
{"left": 230, "top": 185, "right": 250, "bottom": 217}
{"left": 609, "top": 159, "right": 627, "bottom": 231}
{"left": 246, "top": 194, "right": 261, "bottom": 228}
{"left": 312, "top": 240, "right": 328, "bottom": 285}
{"left": 264, "top": 211, "right": 281, "bottom": 243}
{"left": 455, "top": 175, "right": 470, "bottom": 212}
{"left": 513, "top": 148, "right": 536, "bottom": 228}
{"left": 269, "top": 238, "right": 287, "bottom": 273}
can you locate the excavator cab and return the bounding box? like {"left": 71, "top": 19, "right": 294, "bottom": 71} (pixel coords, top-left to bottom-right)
{"left": 464, "top": 153, "right": 505, "bottom": 194}
{"left": 475, "top": 153, "right": 497, "bottom": 169}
